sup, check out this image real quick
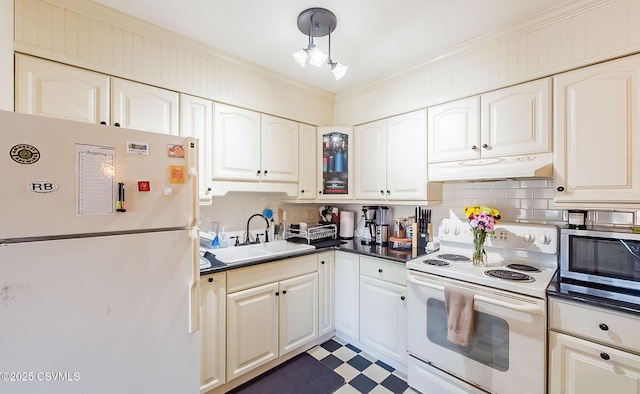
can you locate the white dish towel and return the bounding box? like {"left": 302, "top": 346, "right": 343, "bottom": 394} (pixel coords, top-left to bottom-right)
{"left": 444, "top": 285, "right": 475, "bottom": 347}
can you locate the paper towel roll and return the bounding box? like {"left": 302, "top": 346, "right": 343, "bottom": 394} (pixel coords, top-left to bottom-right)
{"left": 340, "top": 211, "right": 355, "bottom": 239}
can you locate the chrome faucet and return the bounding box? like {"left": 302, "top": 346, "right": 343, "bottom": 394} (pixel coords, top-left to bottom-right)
{"left": 244, "top": 213, "right": 270, "bottom": 244}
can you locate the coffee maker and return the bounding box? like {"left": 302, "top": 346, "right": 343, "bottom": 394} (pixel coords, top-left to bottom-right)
{"left": 375, "top": 206, "right": 390, "bottom": 245}
{"left": 361, "top": 206, "right": 379, "bottom": 245}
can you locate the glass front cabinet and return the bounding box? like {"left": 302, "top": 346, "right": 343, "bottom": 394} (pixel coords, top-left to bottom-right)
{"left": 317, "top": 127, "right": 353, "bottom": 200}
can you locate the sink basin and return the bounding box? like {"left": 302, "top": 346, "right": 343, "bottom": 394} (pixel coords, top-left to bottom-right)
{"left": 209, "top": 240, "right": 314, "bottom": 265}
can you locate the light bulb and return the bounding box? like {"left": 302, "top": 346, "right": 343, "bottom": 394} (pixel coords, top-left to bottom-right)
{"left": 331, "top": 62, "right": 348, "bottom": 81}
{"left": 292, "top": 49, "right": 308, "bottom": 67}
{"left": 308, "top": 46, "right": 327, "bottom": 67}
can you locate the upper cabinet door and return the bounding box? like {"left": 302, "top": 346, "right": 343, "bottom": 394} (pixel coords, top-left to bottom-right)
{"left": 15, "top": 54, "right": 110, "bottom": 124}
{"left": 554, "top": 54, "right": 640, "bottom": 204}
{"left": 181, "top": 94, "right": 213, "bottom": 204}
{"left": 261, "top": 115, "right": 299, "bottom": 183}
{"left": 480, "top": 78, "right": 551, "bottom": 158}
{"left": 213, "top": 103, "right": 261, "bottom": 181}
{"left": 386, "top": 110, "right": 427, "bottom": 201}
{"left": 298, "top": 123, "right": 317, "bottom": 199}
{"left": 112, "top": 78, "right": 179, "bottom": 134}
{"left": 354, "top": 119, "right": 387, "bottom": 200}
{"left": 427, "top": 96, "right": 480, "bottom": 163}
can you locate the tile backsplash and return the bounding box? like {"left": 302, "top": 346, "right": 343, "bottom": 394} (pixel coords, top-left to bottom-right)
{"left": 200, "top": 180, "right": 638, "bottom": 237}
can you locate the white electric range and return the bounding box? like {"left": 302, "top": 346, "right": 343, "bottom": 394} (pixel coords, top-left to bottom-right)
{"left": 406, "top": 219, "right": 559, "bottom": 394}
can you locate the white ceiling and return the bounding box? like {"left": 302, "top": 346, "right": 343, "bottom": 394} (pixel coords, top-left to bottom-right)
{"left": 93, "top": 0, "right": 573, "bottom": 93}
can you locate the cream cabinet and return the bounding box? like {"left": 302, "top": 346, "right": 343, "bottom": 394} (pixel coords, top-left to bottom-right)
{"left": 200, "top": 273, "right": 226, "bottom": 393}
{"left": 111, "top": 78, "right": 179, "bottom": 135}
{"left": 317, "top": 251, "right": 335, "bottom": 336}
{"left": 428, "top": 78, "right": 550, "bottom": 163}
{"left": 278, "top": 272, "right": 319, "bottom": 355}
{"left": 213, "top": 104, "right": 298, "bottom": 183}
{"left": 334, "top": 250, "right": 360, "bottom": 339}
{"left": 549, "top": 297, "right": 640, "bottom": 394}
{"left": 181, "top": 94, "right": 213, "bottom": 204}
{"left": 15, "top": 54, "right": 110, "bottom": 124}
{"left": 15, "top": 54, "right": 180, "bottom": 135}
{"left": 553, "top": 54, "right": 640, "bottom": 205}
{"left": 355, "top": 110, "right": 429, "bottom": 201}
{"left": 427, "top": 96, "right": 480, "bottom": 163}
{"left": 225, "top": 255, "right": 318, "bottom": 380}
{"left": 298, "top": 123, "right": 317, "bottom": 199}
{"left": 359, "top": 257, "right": 407, "bottom": 366}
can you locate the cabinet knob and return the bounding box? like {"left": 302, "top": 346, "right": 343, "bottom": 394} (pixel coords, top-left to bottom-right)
{"left": 471, "top": 145, "right": 478, "bottom": 150}
{"left": 401, "top": 296, "right": 406, "bottom": 301}
{"left": 256, "top": 170, "right": 261, "bottom": 176}
{"left": 100, "top": 121, "right": 107, "bottom": 125}
{"left": 301, "top": 189, "right": 305, "bottom": 193}
{"left": 321, "top": 260, "right": 325, "bottom": 265}
{"left": 557, "top": 186, "right": 565, "bottom": 192}
{"left": 380, "top": 190, "right": 384, "bottom": 195}
{"left": 318, "top": 190, "right": 323, "bottom": 194}
{"left": 208, "top": 278, "right": 213, "bottom": 283}
{"left": 275, "top": 291, "right": 279, "bottom": 296}
{"left": 599, "top": 323, "right": 609, "bottom": 331}
{"left": 378, "top": 268, "right": 383, "bottom": 273}
{"left": 264, "top": 170, "right": 268, "bottom": 175}
{"left": 600, "top": 352, "right": 611, "bottom": 361}
{"left": 482, "top": 143, "right": 488, "bottom": 149}
{"left": 114, "top": 122, "right": 121, "bottom": 127}
{"left": 282, "top": 290, "right": 287, "bottom": 295}
{"left": 386, "top": 190, "right": 390, "bottom": 194}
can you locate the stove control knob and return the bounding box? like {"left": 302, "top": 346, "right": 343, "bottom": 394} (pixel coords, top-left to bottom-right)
{"left": 453, "top": 227, "right": 460, "bottom": 235}
{"left": 522, "top": 233, "right": 535, "bottom": 243}
{"left": 443, "top": 226, "right": 450, "bottom": 234}
{"left": 537, "top": 234, "right": 550, "bottom": 245}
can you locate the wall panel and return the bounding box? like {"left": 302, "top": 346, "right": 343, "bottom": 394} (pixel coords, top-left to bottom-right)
{"left": 13, "top": 0, "right": 334, "bottom": 126}
{"left": 336, "top": 0, "right": 640, "bottom": 125}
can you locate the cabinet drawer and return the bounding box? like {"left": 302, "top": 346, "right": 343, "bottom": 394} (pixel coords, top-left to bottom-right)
{"left": 549, "top": 297, "right": 640, "bottom": 353}
{"left": 227, "top": 254, "right": 317, "bottom": 293}
{"left": 360, "top": 256, "right": 406, "bottom": 286}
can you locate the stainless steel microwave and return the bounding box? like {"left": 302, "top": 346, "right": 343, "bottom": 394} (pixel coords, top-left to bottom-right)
{"left": 560, "top": 227, "right": 640, "bottom": 292}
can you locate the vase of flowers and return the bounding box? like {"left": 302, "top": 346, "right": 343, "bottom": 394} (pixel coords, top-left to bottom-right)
{"left": 464, "top": 204, "right": 501, "bottom": 266}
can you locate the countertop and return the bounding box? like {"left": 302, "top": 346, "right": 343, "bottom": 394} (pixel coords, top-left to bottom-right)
{"left": 200, "top": 237, "right": 428, "bottom": 276}
{"left": 547, "top": 274, "right": 640, "bottom": 316}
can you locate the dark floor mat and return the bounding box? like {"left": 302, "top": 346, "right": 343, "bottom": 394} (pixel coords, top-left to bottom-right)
{"left": 227, "top": 352, "right": 345, "bottom": 394}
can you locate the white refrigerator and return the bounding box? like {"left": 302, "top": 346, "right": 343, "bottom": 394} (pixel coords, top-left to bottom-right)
{"left": 0, "top": 111, "right": 201, "bottom": 393}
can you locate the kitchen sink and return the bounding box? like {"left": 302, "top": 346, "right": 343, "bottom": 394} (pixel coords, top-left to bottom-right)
{"left": 209, "top": 240, "right": 314, "bottom": 265}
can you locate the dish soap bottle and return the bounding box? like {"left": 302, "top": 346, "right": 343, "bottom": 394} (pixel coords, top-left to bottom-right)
{"left": 219, "top": 226, "right": 228, "bottom": 248}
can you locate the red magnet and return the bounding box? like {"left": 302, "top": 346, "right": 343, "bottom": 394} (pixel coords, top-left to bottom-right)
{"left": 138, "top": 181, "right": 150, "bottom": 192}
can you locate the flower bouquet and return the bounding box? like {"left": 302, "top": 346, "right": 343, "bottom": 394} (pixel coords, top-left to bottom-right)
{"left": 463, "top": 205, "right": 501, "bottom": 266}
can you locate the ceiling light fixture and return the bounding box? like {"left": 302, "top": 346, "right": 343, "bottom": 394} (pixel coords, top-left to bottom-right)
{"left": 292, "top": 7, "right": 348, "bottom": 81}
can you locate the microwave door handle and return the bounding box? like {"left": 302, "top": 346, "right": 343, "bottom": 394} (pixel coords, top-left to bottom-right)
{"left": 407, "top": 275, "right": 544, "bottom": 315}
{"left": 620, "top": 239, "right": 640, "bottom": 260}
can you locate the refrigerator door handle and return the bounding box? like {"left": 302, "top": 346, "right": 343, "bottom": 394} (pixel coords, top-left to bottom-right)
{"left": 188, "top": 227, "right": 200, "bottom": 333}
{"left": 188, "top": 137, "right": 200, "bottom": 229}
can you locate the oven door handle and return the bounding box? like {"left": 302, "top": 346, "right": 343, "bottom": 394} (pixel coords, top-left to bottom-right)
{"left": 407, "top": 275, "right": 544, "bottom": 315}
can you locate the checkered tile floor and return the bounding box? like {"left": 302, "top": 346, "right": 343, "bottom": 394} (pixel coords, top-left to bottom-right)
{"left": 307, "top": 337, "right": 419, "bottom": 394}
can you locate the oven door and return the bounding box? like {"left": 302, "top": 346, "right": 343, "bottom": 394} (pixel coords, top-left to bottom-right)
{"left": 407, "top": 270, "right": 547, "bottom": 394}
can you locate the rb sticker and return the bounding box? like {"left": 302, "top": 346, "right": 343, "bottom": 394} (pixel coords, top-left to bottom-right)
{"left": 169, "top": 165, "right": 185, "bottom": 184}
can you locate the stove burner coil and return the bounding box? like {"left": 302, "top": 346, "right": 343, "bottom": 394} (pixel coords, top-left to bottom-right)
{"left": 485, "top": 269, "right": 535, "bottom": 282}
{"left": 423, "top": 259, "right": 450, "bottom": 267}
{"left": 506, "top": 263, "right": 540, "bottom": 272}
{"left": 437, "top": 254, "right": 471, "bottom": 262}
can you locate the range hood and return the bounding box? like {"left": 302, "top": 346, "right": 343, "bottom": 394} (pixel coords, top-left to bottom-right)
{"left": 428, "top": 152, "right": 553, "bottom": 182}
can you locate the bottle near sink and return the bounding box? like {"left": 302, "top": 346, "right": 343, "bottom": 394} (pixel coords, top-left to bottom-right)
{"left": 219, "top": 226, "right": 228, "bottom": 248}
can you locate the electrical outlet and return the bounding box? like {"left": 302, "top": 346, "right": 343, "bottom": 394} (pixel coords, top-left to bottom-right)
{"left": 306, "top": 209, "right": 316, "bottom": 221}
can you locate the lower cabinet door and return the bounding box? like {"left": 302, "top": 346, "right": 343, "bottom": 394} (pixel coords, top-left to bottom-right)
{"left": 359, "top": 275, "right": 407, "bottom": 365}
{"left": 549, "top": 331, "right": 640, "bottom": 394}
{"left": 200, "top": 273, "right": 226, "bottom": 392}
{"left": 279, "top": 272, "right": 319, "bottom": 355}
{"left": 226, "top": 282, "right": 279, "bottom": 380}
